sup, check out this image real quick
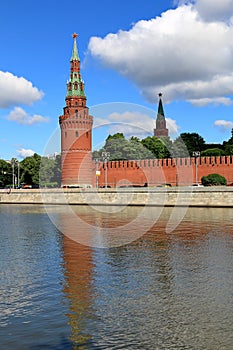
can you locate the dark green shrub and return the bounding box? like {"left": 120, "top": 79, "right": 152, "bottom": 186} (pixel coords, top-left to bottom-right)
{"left": 201, "top": 148, "right": 225, "bottom": 156}
{"left": 201, "top": 173, "right": 227, "bottom": 186}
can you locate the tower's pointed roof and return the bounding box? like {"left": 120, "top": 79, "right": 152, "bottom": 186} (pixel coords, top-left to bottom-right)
{"left": 70, "top": 32, "right": 80, "bottom": 61}
{"left": 158, "top": 93, "right": 165, "bottom": 116}
{"left": 154, "top": 92, "right": 169, "bottom": 138}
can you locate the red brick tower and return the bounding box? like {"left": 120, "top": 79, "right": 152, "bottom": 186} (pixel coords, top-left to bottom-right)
{"left": 59, "top": 33, "right": 93, "bottom": 187}
{"left": 154, "top": 93, "right": 169, "bottom": 138}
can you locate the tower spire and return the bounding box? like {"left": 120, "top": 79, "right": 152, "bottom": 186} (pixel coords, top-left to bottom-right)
{"left": 154, "top": 93, "right": 169, "bottom": 138}
{"left": 67, "top": 33, "right": 86, "bottom": 100}
{"left": 71, "top": 33, "right": 80, "bottom": 61}
{"left": 158, "top": 93, "right": 164, "bottom": 116}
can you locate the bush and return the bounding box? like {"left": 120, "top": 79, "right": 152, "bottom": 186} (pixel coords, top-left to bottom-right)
{"left": 201, "top": 173, "right": 227, "bottom": 186}
{"left": 201, "top": 148, "right": 225, "bottom": 156}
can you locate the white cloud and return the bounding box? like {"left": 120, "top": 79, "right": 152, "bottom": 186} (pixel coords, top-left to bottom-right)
{"left": 195, "top": 0, "right": 233, "bottom": 22}
{"left": 7, "top": 107, "right": 49, "bottom": 125}
{"left": 88, "top": 2, "right": 233, "bottom": 105}
{"left": 94, "top": 111, "right": 179, "bottom": 137}
{"left": 17, "top": 148, "right": 35, "bottom": 158}
{"left": 94, "top": 111, "right": 153, "bottom": 137}
{"left": 0, "top": 71, "right": 44, "bottom": 108}
{"left": 166, "top": 118, "right": 180, "bottom": 135}
{"left": 214, "top": 119, "right": 233, "bottom": 131}
{"left": 188, "top": 97, "right": 233, "bottom": 107}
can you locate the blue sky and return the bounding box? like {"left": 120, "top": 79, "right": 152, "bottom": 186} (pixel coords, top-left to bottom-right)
{"left": 1, "top": 0, "right": 233, "bottom": 160}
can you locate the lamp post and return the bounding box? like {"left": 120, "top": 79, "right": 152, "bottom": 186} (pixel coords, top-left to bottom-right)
{"left": 102, "top": 152, "right": 110, "bottom": 188}
{"left": 192, "top": 151, "right": 200, "bottom": 185}
{"left": 10, "top": 158, "right": 19, "bottom": 189}
{"left": 17, "top": 161, "right": 20, "bottom": 188}
{"left": 94, "top": 158, "right": 100, "bottom": 188}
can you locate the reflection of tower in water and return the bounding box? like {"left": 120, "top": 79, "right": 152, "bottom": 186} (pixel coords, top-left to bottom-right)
{"left": 62, "top": 234, "right": 93, "bottom": 348}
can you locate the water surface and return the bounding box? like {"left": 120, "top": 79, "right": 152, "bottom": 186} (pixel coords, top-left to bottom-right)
{"left": 0, "top": 204, "right": 233, "bottom": 349}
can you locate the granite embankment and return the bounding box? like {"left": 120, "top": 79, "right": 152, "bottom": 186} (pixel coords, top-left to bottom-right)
{"left": 0, "top": 187, "right": 233, "bottom": 207}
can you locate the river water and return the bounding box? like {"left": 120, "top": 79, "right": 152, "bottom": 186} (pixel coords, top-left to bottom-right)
{"left": 0, "top": 204, "right": 233, "bottom": 349}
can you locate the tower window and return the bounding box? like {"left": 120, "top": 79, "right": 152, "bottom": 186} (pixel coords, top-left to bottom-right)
{"left": 76, "top": 131, "right": 79, "bottom": 138}
{"left": 65, "top": 131, "right": 67, "bottom": 138}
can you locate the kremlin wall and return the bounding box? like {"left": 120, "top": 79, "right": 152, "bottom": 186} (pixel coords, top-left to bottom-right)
{"left": 95, "top": 156, "right": 233, "bottom": 188}
{"left": 59, "top": 34, "right": 233, "bottom": 189}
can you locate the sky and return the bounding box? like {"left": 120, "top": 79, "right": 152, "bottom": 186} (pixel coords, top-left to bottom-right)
{"left": 1, "top": 0, "right": 233, "bottom": 160}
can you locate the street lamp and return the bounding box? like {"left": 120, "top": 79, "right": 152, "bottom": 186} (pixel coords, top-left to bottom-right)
{"left": 10, "top": 158, "right": 19, "bottom": 189}
{"left": 192, "top": 151, "right": 200, "bottom": 185}
{"left": 101, "top": 152, "right": 110, "bottom": 188}
{"left": 17, "top": 161, "right": 20, "bottom": 188}
{"left": 94, "top": 158, "right": 100, "bottom": 188}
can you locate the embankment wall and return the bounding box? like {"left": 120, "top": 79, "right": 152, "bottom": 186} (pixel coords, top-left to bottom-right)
{"left": 1, "top": 187, "right": 233, "bottom": 207}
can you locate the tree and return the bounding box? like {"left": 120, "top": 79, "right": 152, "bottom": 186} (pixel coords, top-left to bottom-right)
{"left": 93, "top": 133, "right": 153, "bottom": 161}
{"left": 20, "top": 153, "right": 41, "bottom": 186}
{"left": 141, "top": 136, "right": 171, "bottom": 159}
{"left": 173, "top": 132, "right": 206, "bottom": 156}
{"left": 105, "top": 134, "right": 129, "bottom": 160}
{"left": 128, "top": 136, "right": 154, "bottom": 159}
{"left": 39, "top": 155, "right": 61, "bottom": 187}
{"left": 0, "top": 159, "right": 11, "bottom": 187}
{"left": 53, "top": 154, "right": 61, "bottom": 186}
{"left": 171, "top": 137, "right": 190, "bottom": 158}
{"left": 224, "top": 144, "right": 233, "bottom": 155}
{"left": 223, "top": 128, "right": 233, "bottom": 155}
{"left": 203, "top": 143, "right": 224, "bottom": 151}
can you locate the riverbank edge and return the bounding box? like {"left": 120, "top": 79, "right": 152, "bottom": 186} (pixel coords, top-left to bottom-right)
{"left": 0, "top": 187, "right": 233, "bottom": 207}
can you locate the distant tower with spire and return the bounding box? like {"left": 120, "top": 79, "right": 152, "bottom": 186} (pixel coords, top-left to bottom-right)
{"left": 59, "top": 33, "right": 93, "bottom": 187}
{"left": 154, "top": 93, "right": 169, "bottom": 138}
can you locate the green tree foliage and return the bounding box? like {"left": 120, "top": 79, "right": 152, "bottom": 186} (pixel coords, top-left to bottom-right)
{"left": 20, "top": 153, "right": 41, "bottom": 186}
{"left": 173, "top": 132, "right": 206, "bottom": 156}
{"left": 201, "top": 148, "right": 225, "bottom": 157}
{"left": 104, "top": 133, "right": 129, "bottom": 160}
{"left": 53, "top": 154, "right": 61, "bottom": 186}
{"left": 93, "top": 133, "right": 154, "bottom": 160}
{"left": 0, "top": 159, "right": 11, "bottom": 187}
{"left": 201, "top": 173, "right": 227, "bottom": 186}
{"left": 94, "top": 132, "right": 209, "bottom": 160}
{"left": 223, "top": 128, "right": 233, "bottom": 155}
{"left": 128, "top": 136, "right": 155, "bottom": 159}
{"left": 171, "top": 137, "right": 190, "bottom": 158}
{"left": 203, "top": 143, "right": 224, "bottom": 151}
{"left": 224, "top": 144, "right": 233, "bottom": 155}
{"left": 40, "top": 155, "right": 61, "bottom": 187}
{"left": 20, "top": 153, "right": 61, "bottom": 188}
{"left": 141, "top": 136, "right": 171, "bottom": 159}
